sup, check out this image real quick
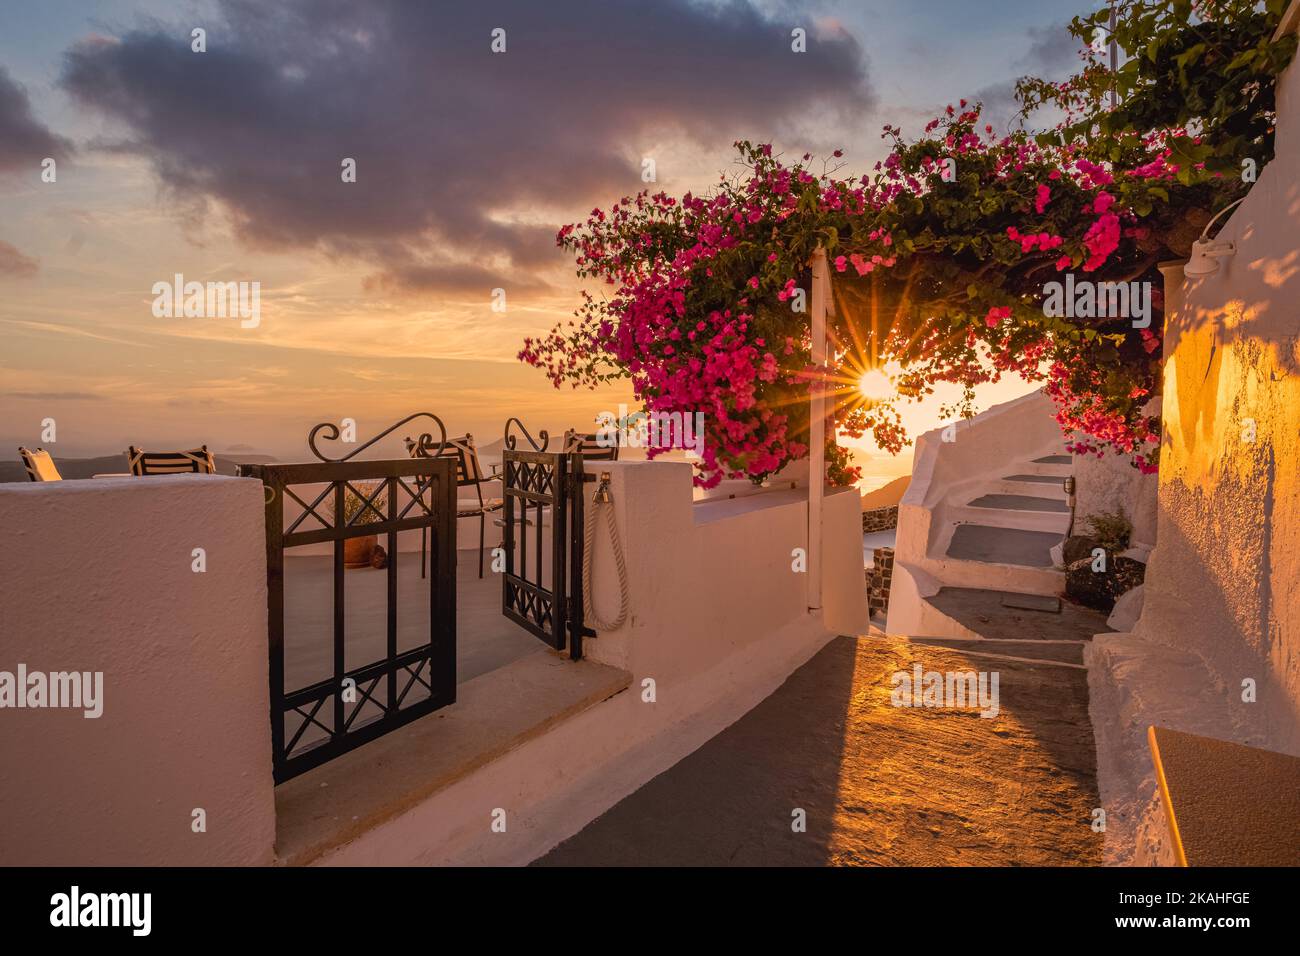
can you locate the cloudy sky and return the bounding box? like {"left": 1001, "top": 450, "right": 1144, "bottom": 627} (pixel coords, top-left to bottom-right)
{"left": 0, "top": 0, "right": 1088, "bottom": 479}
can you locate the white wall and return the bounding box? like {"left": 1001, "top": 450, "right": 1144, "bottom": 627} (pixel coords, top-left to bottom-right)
{"left": 1124, "top": 61, "right": 1300, "bottom": 751}
{"left": 0, "top": 475, "right": 276, "bottom": 865}
{"left": 321, "top": 460, "right": 866, "bottom": 865}
{"left": 1087, "top": 23, "right": 1300, "bottom": 863}
{"left": 0, "top": 461, "right": 864, "bottom": 866}
{"left": 1071, "top": 397, "right": 1160, "bottom": 557}
{"left": 581, "top": 460, "right": 866, "bottom": 672}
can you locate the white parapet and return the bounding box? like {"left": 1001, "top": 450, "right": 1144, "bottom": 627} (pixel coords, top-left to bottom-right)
{"left": 0, "top": 474, "right": 276, "bottom": 866}
{"left": 0, "top": 460, "right": 866, "bottom": 867}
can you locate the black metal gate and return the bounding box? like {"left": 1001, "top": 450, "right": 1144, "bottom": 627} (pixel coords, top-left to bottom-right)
{"left": 500, "top": 424, "right": 593, "bottom": 660}
{"left": 241, "top": 451, "right": 456, "bottom": 783}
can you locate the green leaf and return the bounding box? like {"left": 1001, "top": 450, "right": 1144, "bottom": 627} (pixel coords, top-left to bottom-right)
{"left": 1225, "top": 49, "right": 1259, "bottom": 72}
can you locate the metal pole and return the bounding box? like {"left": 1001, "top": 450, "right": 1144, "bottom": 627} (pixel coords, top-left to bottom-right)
{"left": 1109, "top": 3, "right": 1118, "bottom": 109}
{"left": 808, "top": 247, "right": 828, "bottom": 611}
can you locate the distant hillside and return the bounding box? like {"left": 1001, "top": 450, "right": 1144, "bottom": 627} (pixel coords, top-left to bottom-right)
{"left": 0, "top": 453, "right": 277, "bottom": 482}
{"left": 860, "top": 475, "right": 910, "bottom": 510}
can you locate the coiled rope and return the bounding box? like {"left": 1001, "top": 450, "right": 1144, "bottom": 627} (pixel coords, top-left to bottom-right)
{"left": 583, "top": 492, "right": 629, "bottom": 632}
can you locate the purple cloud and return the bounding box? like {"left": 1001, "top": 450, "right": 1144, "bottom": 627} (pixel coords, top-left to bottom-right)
{"left": 0, "top": 66, "right": 72, "bottom": 172}
{"left": 0, "top": 239, "right": 39, "bottom": 278}
{"left": 60, "top": 0, "right": 872, "bottom": 291}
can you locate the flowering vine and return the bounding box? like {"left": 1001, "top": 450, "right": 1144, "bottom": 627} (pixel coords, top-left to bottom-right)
{"left": 521, "top": 0, "right": 1294, "bottom": 487}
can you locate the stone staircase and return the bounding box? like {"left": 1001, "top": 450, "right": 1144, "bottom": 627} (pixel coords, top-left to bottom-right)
{"left": 887, "top": 392, "right": 1079, "bottom": 641}
{"left": 942, "top": 454, "right": 1071, "bottom": 576}
{"left": 919, "top": 452, "right": 1072, "bottom": 600}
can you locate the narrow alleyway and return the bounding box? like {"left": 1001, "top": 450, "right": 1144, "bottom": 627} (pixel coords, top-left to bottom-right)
{"left": 536, "top": 629, "right": 1106, "bottom": 866}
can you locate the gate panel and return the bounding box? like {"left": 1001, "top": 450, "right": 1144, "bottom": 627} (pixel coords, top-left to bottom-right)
{"left": 241, "top": 456, "right": 456, "bottom": 783}
{"left": 501, "top": 450, "right": 566, "bottom": 649}
{"left": 501, "top": 449, "right": 591, "bottom": 659}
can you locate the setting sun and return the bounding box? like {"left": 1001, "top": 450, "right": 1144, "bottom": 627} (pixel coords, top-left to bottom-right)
{"left": 857, "top": 368, "right": 894, "bottom": 402}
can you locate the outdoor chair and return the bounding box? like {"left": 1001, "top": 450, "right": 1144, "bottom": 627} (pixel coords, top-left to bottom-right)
{"left": 562, "top": 429, "right": 620, "bottom": 461}
{"left": 405, "top": 433, "right": 502, "bottom": 578}
{"left": 126, "top": 445, "right": 217, "bottom": 476}
{"left": 17, "top": 447, "right": 62, "bottom": 482}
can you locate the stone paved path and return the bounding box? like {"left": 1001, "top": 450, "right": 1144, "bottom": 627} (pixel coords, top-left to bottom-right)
{"left": 535, "top": 634, "right": 1104, "bottom": 866}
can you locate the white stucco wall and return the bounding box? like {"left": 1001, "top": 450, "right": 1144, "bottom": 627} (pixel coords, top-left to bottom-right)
{"left": 1087, "top": 26, "right": 1300, "bottom": 864}
{"left": 0, "top": 475, "right": 276, "bottom": 865}
{"left": 321, "top": 460, "right": 865, "bottom": 865}
{"left": 580, "top": 460, "right": 867, "bottom": 673}
{"left": 1071, "top": 397, "right": 1161, "bottom": 557}
{"left": 0, "top": 462, "right": 863, "bottom": 867}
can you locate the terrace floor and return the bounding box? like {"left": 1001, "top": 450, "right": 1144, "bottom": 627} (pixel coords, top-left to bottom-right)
{"left": 536, "top": 632, "right": 1104, "bottom": 866}
{"left": 282, "top": 549, "right": 543, "bottom": 712}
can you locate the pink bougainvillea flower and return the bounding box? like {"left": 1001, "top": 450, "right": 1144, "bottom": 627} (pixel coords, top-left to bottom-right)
{"left": 1035, "top": 184, "right": 1051, "bottom": 214}
{"left": 985, "top": 306, "right": 1012, "bottom": 328}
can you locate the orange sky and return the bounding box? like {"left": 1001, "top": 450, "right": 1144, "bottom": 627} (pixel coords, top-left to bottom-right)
{"left": 0, "top": 0, "right": 1062, "bottom": 468}
{"left": 0, "top": 156, "right": 1036, "bottom": 473}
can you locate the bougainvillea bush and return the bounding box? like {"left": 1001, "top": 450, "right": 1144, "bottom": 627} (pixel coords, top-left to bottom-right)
{"left": 521, "top": 0, "right": 1296, "bottom": 488}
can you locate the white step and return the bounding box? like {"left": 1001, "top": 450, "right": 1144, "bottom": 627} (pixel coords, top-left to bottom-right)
{"left": 945, "top": 523, "right": 1061, "bottom": 567}
{"left": 949, "top": 500, "right": 1070, "bottom": 535}
{"left": 1009, "top": 460, "right": 1073, "bottom": 478}
{"left": 912, "top": 553, "right": 1065, "bottom": 596}
{"left": 967, "top": 492, "right": 1070, "bottom": 514}
{"left": 920, "top": 523, "right": 1065, "bottom": 596}
{"left": 986, "top": 475, "right": 1070, "bottom": 499}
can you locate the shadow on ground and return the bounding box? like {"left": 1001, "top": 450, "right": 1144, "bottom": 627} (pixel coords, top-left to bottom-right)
{"left": 535, "top": 634, "right": 1103, "bottom": 866}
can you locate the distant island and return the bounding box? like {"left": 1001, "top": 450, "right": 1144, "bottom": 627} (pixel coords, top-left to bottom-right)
{"left": 859, "top": 475, "right": 909, "bottom": 511}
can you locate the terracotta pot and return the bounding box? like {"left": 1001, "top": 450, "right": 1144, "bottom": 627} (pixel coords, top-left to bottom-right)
{"left": 344, "top": 534, "right": 378, "bottom": 568}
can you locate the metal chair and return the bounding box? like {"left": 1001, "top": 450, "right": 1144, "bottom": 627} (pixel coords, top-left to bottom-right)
{"left": 405, "top": 433, "right": 502, "bottom": 578}
{"left": 17, "top": 447, "right": 62, "bottom": 481}
{"left": 126, "top": 445, "right": 216, "bottom": 476}
{"left": 562, "top": 429, "right": 620, "bottom": 461}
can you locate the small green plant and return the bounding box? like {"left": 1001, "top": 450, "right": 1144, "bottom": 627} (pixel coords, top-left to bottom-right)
{"left": 1083, "top": 509, "right": 1132, "bottom": 553}
{"left": 337, "top": 482, "right": 387, "bottom": 527}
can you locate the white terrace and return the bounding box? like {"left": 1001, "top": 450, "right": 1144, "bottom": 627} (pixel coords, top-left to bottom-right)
{"left": 0, "top": 456, "right": 865, "bottom": 865}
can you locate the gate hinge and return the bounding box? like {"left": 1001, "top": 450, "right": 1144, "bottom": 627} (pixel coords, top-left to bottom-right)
{"left": 567, "top": 601, "right": 596, "bottom": 640}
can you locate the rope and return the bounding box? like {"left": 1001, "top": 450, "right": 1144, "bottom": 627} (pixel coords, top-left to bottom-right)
{"left": 583, "top": 493, "right": 629, "bottom": 632}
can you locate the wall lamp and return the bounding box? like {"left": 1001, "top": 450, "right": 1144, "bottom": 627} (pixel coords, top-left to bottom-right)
{"left": 1184, "top": 198, "right": 1246, "bottom": 278}
{"left": 1063, "top": 475, "right": 1077, "bottom": 537}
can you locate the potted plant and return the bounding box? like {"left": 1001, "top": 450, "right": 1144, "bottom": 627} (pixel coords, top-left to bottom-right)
{"left": 337, "top": 482, "right": 387, "bottom": 569}
{"left": 1064, "top": 509, "right": 1143, "bottom": 611}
